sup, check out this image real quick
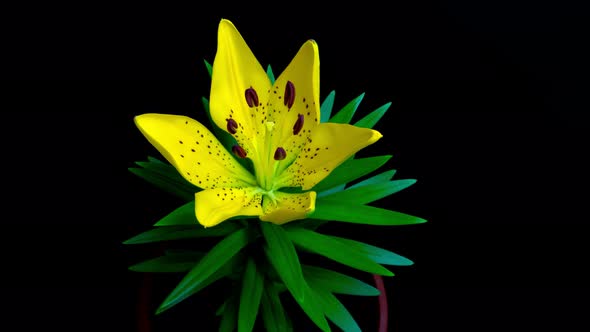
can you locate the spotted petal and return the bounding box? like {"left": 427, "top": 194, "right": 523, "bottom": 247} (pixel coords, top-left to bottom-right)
{"left": 134, "top": 113, "right": 256, "bottom": 189}
{"left": 266, "top": 40, "right": 320, "bottom": 175}
{"left": 260, "top": 191, "right": 317, "bottom": 225}
{"left": 195, "top": 188, "right": 263, "bottom": 227}
{"left": 278, "top": 123, "right": 382, "bottom": 190}
{"left": 210, "top": 19, "right": 271, "bottom": 173}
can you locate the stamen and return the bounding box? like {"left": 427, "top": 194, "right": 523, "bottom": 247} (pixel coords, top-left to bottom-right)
{"left": 293, "top": 114, "right": 304, "bottom": 135}
{"left": 226, "top": 118, "right": 238, "bottom": 134}
{"left": 232, "top": 145, "right": 247, "bottom": 158}
{"left": 274, "top": 147, "right": 287, "bottom": 160}
{"left": 245, "top": 87, "right": 259, "bottom": 107}
{"left": 284, "top": 81, "right": 295, "bottom": 108}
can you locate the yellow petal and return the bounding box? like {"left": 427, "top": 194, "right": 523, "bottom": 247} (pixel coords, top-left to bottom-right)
{"left": 134, "top": 113, "right": 256, "bottom": 189}
{"left": 278, "top": 123, "right": 382, "bottom": 190}
{"left": 210, "top": 19, "right": 271, "bottom": 169}
{"left": 260, "top": 191, "right": 317, "bottom": 225}
{"left": 195, "top": 187, "right": 263, "bottom": 227}
{"left": 266, "top": 40, "right": 320, "bottom": 175}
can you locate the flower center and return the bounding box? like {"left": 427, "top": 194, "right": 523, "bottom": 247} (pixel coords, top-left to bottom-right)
{"left": 228, "top": 82, "right": 305, "bottom": 191}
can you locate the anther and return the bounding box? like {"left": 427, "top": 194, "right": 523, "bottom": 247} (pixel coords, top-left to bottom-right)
{"left": 245, "top": 87, "right": 259, "bottom": 107}
{"left": 274, "top": 147, "right": 287, "bottom": 160}
{"left": 284, "top": 81, "right": 295, "bottom": 108}
{"left": 232, "top": 145, "right": 247, "bottom": 158}
{"left": 293, "top": 114, "right": 304, "bottom": 135}
{"left": 226, "top": 118, "right": 238, "bottom": 134}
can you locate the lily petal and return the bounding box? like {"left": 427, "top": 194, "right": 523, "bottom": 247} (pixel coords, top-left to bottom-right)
{"left": 267, "top": 40, "right": 320, "bottom": 174}
{"left": 134, "top": 113, "right": 256, "bottom": 189}
{"left": 278, "top": 123, "right": 382, "bottom": 190}
{"left": 260, "top": 191, "right": 317, "bottom": 225}
{"left": 210, "top": 19, "right": 271, "bottom": 169}
{"left": 195, "top": 188, "right": 263, "bottom": 227}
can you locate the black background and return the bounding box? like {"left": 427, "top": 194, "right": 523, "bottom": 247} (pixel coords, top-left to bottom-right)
{"left": 2, "top": 1, "right": 588, "bottom": 331}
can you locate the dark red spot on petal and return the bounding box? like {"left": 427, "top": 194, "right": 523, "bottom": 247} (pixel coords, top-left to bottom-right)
{"left": 245, "top": 87, "right": 259, "bottom": 107}
{"left": 232, "top": 145, "right": 247, "bottom": 158}
{"left": 293, "top": 113, "right": 304, "bottom": 135}
{"left": 274, "top": 147, "right": 287, "bottom": 160}
{"left": 284, "top": 81, "right": 295, "bottom": 109}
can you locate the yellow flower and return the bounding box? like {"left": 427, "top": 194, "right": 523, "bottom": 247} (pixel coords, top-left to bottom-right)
{"left": 135, "top": 19, "right": 382, "bottom": 227}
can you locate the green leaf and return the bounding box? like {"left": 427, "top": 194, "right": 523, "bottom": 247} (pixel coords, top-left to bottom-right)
{"left": 238, "top": 257, "right": 264, "bottom": 332}
{"left": 312, "top": 201, "right": 427, "bottom": 226}
{"left": 302, "top": 265, "right": 380, "bottom": 296}
{"left": 204, "top": 59, "right": 213, "bottom": 79}
{"left": 157, "top": 228, "right": 254, "bottom": 314}
{"left": 128, "top": 167, "right": 194, "bottom": 201}
{"left": 320, "top": 90, "right": 336, "bottom": 123}
{"left": 260, "top": 223, "right": 305, "bottom": 302}
{"left": 219, "top": 294, "right": 238, "bottom": 332}
{"left": 331, "top": 236, "right": 414, "bottom": 266}
{"left": 123, "top": 222, "right": 242, "bottom": 244}
{"left": 348, "top": 169, "right": 397, "bottom": 189}
{"left": 329, "top": 92, "right": 365, "bottom": 124}
{"left": 261, "top": 282, "right": 292, "bottom": 332}
{"left": 285, "top": 227, "right": 393, "bottom": 276}
{"left": 153, "top": 201, "right": 196, "bottom": 226}
{"left": 312, "top": 155, "right": 392, "bottom": 192}
{"left": 353, "top": 102, "right": 391, "bottom": 129}
{"left": 266, "top": 64, "right": 275, "bottom": 85}
{"left": 129, "top": 250, "right": 205, "bottom": 273}
{"left": 310, "top": 287, "right": 361, "bottom": 332}
{"left": 320, "top": 179, "right": 417, "bottom": 204}
{"left": 316, "top": 184, "right": 346, "bottom": 198}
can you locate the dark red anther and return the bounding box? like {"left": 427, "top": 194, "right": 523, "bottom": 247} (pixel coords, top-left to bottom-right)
{"left": 245, "top": 87, "right": 259, "bottom": 107}
{"left": 284, "top": 81, "right": 295, "bottom": 108}
{"left": 274, "top": 147, "right": 287, "bottom": 160}
{"left": 292, "top": 114, "right": 304, "bottom": 135}
{"left": 226, "top": 118, "right": 238, "bottom": 134}
{"left": 232, "top": 145, "right": 247, "bottom": 158}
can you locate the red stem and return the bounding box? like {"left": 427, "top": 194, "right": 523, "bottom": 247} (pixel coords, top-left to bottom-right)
{"left": 373, "top": 274, "right": 389, "bottom": 332}
{"left": 137, "top": 273, "right": 153, "bottom": 332}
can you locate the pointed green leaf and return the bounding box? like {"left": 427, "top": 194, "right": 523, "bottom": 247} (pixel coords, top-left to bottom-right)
{"left": 266, "top": 64, "right": 275, "bottom": 85}
{"left": 302, "top": 265, "right": 380, "bottom": 296}
{"left": 329, "top": 92, "right": 365, "bottom": 124}
{"left": 157, "top": 228, "right": 254, "bottom": 314}
{"left": 128, "top": 167, "right": 194, "bottom": 201}
{"left": 238, "top": 257, "right": 264, "bottom": 332}
{"left": 260, "top": 223, "right": 305, "bottom": 302}
{"left": 320, "top": 90, "right": 336, "bottom": 123}
{"left": 310, "top": 287, "right": 361, "bottom": 332}
{"left": 204, "top": 59, "right": 213, "bottom": 79}
{"left": 348, "top": 169, "right": 397, "bottom": 189}
{"left": 123, "top": 223, "right": 242, "bottom": 244}
{"left": 129, "top": 250, "right": 205, "bottom": 272}
{"left": 354, "top": 102, "right": 391, "bottom": 129}
{"left": 331, "top": 236, "right": 413, "bottom": 266}
{"left": 312, "top": 201, "right": 427, "bottom": 226}
{"left": 312, "top": 155, "right": 392, "bottom": 192}
{"left": 219, "top": 295, "right": 238, "bottom": 332}
{"left": 261, "top": 282, "right": 292, "bottom": 332}
{"left": 153, "top": 201, "right": 196, "bottom": 226}
{"left": 316, "top": 184, "right": 346, "bottom": 198}
{"left": 285, "top": 227, "right": 393, "bottom": 276}
{"left": 263, "top": 245, "right": 331, "bottom": 331}
{"left": 320, "top": 179, "right": 417, "bottom": 204}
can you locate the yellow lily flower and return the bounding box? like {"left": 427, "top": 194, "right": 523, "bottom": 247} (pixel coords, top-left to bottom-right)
{"left": 135, "top": 19, "right": 382, "bottom": 227}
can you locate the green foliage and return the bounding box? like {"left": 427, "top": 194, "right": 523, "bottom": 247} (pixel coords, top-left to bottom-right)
{"left": 238, "top": 257, "right": 264, "bottom": 332}
{"left": 286, "top": 227, "right": 393, "bottom": 276}
{"left": 329, "top": 92, "right": 365, "bottom": 124}
{"left": 313, "top": 155, "right": 392, "bottom": 193}
{"left": 129, "top": 156, "right": 197, "bottom": 201}
{"left": 157, "top": 228, "right": 255, "bottom": 314}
